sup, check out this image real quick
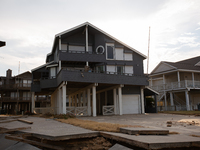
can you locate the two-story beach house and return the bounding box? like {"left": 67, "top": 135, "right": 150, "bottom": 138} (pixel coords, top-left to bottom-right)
{"left": 149, "top": 56, "right": 200, "bottom": 111}
{"left": 31, "top": 22, "right": 149, "bottom": 116}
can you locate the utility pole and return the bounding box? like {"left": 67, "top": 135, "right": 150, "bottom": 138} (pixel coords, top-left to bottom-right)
{"left": 147, "top": 26, "right": 151, "bottom": 74}
{"left": 16, "top": 61, "right": 20, "bottom": 114}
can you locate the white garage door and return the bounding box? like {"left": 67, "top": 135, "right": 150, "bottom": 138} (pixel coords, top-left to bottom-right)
{"left": 122, "top": 95, "right": 140, "bottom": 114}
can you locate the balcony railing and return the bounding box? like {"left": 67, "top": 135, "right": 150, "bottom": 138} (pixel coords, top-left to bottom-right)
{"left": 150, "top": 80, "right": 200, "bottom": 92}
{"left": 0, "top": 83, "right": 31, "bottom": 89}
{"left": 0, "top": 97, "right": 31, "bottom": 101}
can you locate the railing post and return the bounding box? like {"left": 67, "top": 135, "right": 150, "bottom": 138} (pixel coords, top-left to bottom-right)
{"left": 185, "top": 80, "right": 188, "bottom": 88}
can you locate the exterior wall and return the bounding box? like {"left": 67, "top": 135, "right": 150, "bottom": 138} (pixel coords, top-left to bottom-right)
{"left": 190, "top": 93, "right": 200, "bottom": 110}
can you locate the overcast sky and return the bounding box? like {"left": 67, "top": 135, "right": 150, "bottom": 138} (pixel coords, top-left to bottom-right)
{"left": 0, "top": 0, "right": 200, "bottom": 76}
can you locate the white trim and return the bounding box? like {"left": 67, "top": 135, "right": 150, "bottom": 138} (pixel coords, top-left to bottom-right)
{"left": 96, "top": 45, "right": 105, "bottom": 54}
{"left": 145, "top": 86, "right": 159, "bottom": 95}
{"left": 46, "top": 64, "right": 58, "bottom": 68}
{"left": 106, "top": 43, "right": 115, "bottom": 60}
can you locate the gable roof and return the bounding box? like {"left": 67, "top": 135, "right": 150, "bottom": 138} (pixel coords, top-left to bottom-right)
{"left": 48, "top": 22, "right": 147, "bottom": 59}
{"left": 150, "top": 56, "right": 200, "bottom": 75}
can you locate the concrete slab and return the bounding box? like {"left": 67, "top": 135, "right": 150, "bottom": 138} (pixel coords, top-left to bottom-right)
{"left": 0, "top": 134, "right": 41, "bottom": 150}
{"left": 120, "top": 127, "right": 169, "bottom": 135}
{"left": 109, "top": 143, "right": 132, "bottom": 150}
{"left": 101, "top": 132, "right": 200, "bottom": 149}
{"left": 0, "top": 117, "right": 99, "bottom": 141}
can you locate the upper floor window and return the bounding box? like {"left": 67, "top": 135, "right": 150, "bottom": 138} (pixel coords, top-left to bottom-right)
{"left": 61, "top": 44, "right": 67, "bottom": 50}
{"left": 124, "top": 53, "right": 133, "bottom": 61}
{"left": 106, "top": 43, "right": 114, "bottom": 59}
{"left": 117, "top": 66, "right": 123, "bottom": 75}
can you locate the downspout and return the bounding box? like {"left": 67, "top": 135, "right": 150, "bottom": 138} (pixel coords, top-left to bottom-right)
{"left": 86, "top": 25, "right": 89, "bottom": 66}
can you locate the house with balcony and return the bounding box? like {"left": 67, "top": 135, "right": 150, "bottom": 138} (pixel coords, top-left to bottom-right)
{"left": 31, "top": 22, "right": 149, "bottom": 116}
{"left": 149, "top": 56, "right": 200, "bottom": 111}
{"left": 0, "top": 69, "right": 50, "bottom": 114}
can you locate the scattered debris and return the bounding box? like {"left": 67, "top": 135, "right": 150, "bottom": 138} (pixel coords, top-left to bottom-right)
{"left": 167, "top": 124, "right": 172, "bottom": 127}
{"left": 167, "top": 121, "right": 172, "bottom": 124}
{"left": 169, "top": 131, "right": 179, "bottom": 134}
{"left": 17, "top": 118, "right": 33, "bottom": 124}
{"left": 190, "top": 134, "right": 200, "bottom": 138}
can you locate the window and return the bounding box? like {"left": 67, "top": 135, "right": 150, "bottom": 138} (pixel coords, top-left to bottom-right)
{"left": 106, "top": 43, "right": 114, "bottom": 59}
{"left": 117, "top": 66, "right": 123, "bottom": 75}
{"left": 61, "top": 44, "right": 67, "bottom": 50}
{"left": 125, "top": 66, "right": 133, "bottom": 75}
{"left": 115, "top": 48, "right": 123, "bottom": 60}
{"left": 50, "top": 67, "right": 56, "bottom": 78}
{"left": 124, "top": 53, "right": 133, "bottom": 61}
{"left": 69, "top": 45, "right": 85, "bottom": 52}
{"left": 106, "top": 65, "right": 115, "bottom": 74}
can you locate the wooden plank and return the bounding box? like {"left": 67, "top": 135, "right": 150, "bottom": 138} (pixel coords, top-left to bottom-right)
{"left": 0, "top": 127, "right": 31, "bottom": 134}
{"left": 17, "top": 118, "right": 33, "bottom": 124}
{"left": 5, "top": 134, "right": 64, "bottom": 150}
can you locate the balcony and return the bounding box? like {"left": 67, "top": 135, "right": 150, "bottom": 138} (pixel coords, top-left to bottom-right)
{"left": 0, "top": 97, "right": 31, "bottom": 102}
{"left": 35, "top": 68, "right": 148, "bottom": 91}
{"left": 0, "top": 83, "right": 31, "bottom": 90}
{"left": 150, "top": 80, "right": 200, "bottom": 92}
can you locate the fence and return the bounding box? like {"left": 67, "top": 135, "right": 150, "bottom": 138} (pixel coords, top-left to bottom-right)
{"left": 66, "top": 106, "right": 89, "bottom": 116}
{"left": 103, "top": 105, "right": 115, "bottom": 115}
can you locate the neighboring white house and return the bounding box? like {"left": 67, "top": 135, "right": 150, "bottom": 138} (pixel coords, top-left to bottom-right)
{"left": 149, "top": 56, "right": 200, "bottom": 111}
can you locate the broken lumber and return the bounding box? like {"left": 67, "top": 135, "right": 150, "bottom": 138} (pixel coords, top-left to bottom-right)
{"left": 5, "top": 134, "right": 64, "bottom": 150}
{"left": 0, "top": 119, "right": 18, "bottom": 123}
{"left": 0, "top": 127, "right": 31, "bottom": 134}
{"left": 17, "top": 118, "right": 33, "bottom": 124}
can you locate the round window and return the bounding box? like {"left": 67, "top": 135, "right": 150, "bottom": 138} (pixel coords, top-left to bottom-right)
{"left": 96, "top": 45, "right": 105, "bottom": 54}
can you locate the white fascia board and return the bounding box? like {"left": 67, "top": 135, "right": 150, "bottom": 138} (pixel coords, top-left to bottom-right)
{"left": 178, "top": 69, "right": 200, "bottom": 73}
{"left": 149, "top": 69, "right": 177, "bottom": 77}
{"left": 55, "top": 22, "right": 147, "bottom": 59}
{"left": 31, "top": 61, "right": 54, "bottom": 72}
{"left": 46, "top": 64, "right": 58, "bottom": 68}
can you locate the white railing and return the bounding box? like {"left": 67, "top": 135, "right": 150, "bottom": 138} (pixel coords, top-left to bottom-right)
{"left": 103, "top": 105, "right": 115, "bottom": 115}
{"left": 151, "top": 80, "right": 200, "bottom": 92}
{"left": 66, "top": 107, "right": 76, "bottom": 116}
{"left": 34, "top": 107, "right": 58, "bottom": 114}
{"left": 66, "top": 106, "right": 89, "bottom": 116}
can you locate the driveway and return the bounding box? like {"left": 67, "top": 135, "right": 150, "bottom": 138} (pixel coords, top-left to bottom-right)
{"left": 79, "top": 113, "right": 200, "bottom": 136}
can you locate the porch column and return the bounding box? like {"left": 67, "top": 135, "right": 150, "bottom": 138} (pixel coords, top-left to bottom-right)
{"left": 185, "top": 90, "right": 190, "bottom": 111}
{"left": 140, "top": 88, "right": 145, "bottom": 114}
{"left": 83, "top": 91, "right": 86, "bottom": 106}
{"left": 58, "top": 88, "right": 62, "bottom": 114}
{"left": 150, "top": 77, "right": 153, "bottom": 87}
{"left": 118, "top": 87, "right": 122, "bottom": 115}
{"left": 75, "top": 94, "right": 77, "bottom": 107}
{"left": 69, "top": 95, "right": 71, "bottom": 107}
{"left": 164, "top": 91, "right": 167, "bottom": 109}
{"left": 78, "top": 93, "right": 81, "bottom": 106}
{"left": 113, "top": 88, "right": 117, "bottom": 115}
{"left": 62, "top": 84, "right": 66, "bottom": 114}
{"left": 87, "top": 88, "right": 91, "bottom": 116}
{"left": 59, "top": 61, "right": 61, "bottom": 72}
{"left": 163, "top": 74, "right": 166, "bottom": 90}
{"left": 105, "top": 91, "right": 107, "bottom": 106}
{"left": 192, "top": 72, "right": 195, "bottom": 87}
{"left": 31, "top": 92, "right": 35, "bottom": 113}
{"left": 177, "top": 71, "right": 180, "bottom": 87}
{"left": 170, "top": 92, "right": 174, "bottom": 106}
{"left": 92, "top": 86, "right": 96, "bottom": 117}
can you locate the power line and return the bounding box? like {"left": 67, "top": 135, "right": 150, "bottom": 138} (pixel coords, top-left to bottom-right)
{"left": 147, "top": 26, "right": 151, "bottom": 74}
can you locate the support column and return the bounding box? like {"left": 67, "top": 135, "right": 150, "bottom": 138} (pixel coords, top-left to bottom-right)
{"left": 31, "top": 92, "right": 35, "bottom": 113}
{"left": 83, "top": 91, "right": 86, "bottom": 106}
{"left": 78, "top": 93, "right": 81, "bottom": 107}
{"left": 87, "top": 88, "right": 91, "bottom": 116}
{"left": 164, "top": 91, "right": 167, "bottom": 109}
{"left": 59, "top": 61, "right": 61, "bottom": 72}
{"left": 62, "top": 84, "right": 66, "bottom": 114}
{"left": 59, "top": 36, "right": 61, "bottom": 50}
{"left": 58, "top": 88, "right": 62, "bottom": 114}
{"left": 113, "top": 88, "right": 117, "bottom": 115}
{"left": 177, "top": 71, "right": 180, "bottom": 87}
{"left": 86, "top": 25, "right": 89, "bottom": 66}
{"left": 192, "top": 72, "right": 195, "bottom": 87}
{"left": 118, "top": 87, "right": 122, "bottom": 115}
{"left": 185, "top": 90, "right": 190, "bottom": 111}
{"left": 69, "top": 95, "right": 71, "bottom": 107}
{"left": 170, "top": 92, "right": 174, "bottom": 106}
{"left": 75, "top": 94, "right": 77, "bottom": 107}
{"left": 92, "top": 86, "right": 96, "bottom": 117}
{"left": 140, "top": 88, "right": 145, "bottom": 114}
{"left": 154, "top": 94, "right": 157, "bottom": 113}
